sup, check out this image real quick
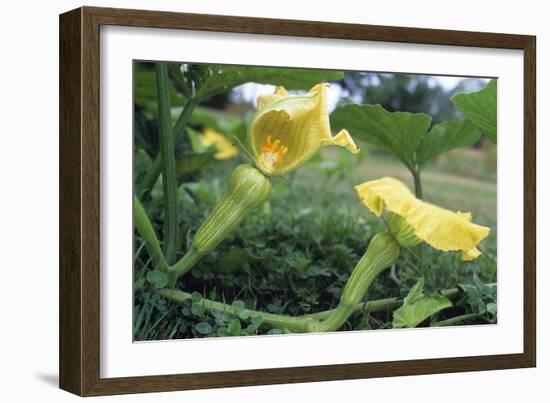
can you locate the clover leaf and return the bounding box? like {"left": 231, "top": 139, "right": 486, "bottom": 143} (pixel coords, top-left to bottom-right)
{"left": 393, "top": 278, "right": 452, "bottom": 328}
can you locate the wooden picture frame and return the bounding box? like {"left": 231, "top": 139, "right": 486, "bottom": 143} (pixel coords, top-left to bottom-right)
{"left": 59, "top": 6, "right": 536, "bottom": 396}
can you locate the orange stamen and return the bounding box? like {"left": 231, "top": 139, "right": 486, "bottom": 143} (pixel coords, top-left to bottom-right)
{"left": 260, "top": 134, "right": 288, "bottom": 168}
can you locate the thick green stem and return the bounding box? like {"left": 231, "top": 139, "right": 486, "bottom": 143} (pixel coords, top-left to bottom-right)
{"left": 167, "top": 247, "right": 203, "bottom": 287}
{"left": 141, "top": 98, "right": 199, "bottom": 198}
{"left": 156, "top": 63, "right": 179, "bottom": 264}
{"left": 154, "top": 286, "right": 466, "bottom": 334}
{"left": 133, "top": 196, "right": 167, "bottom": 271}
{"left": 432, "top": 313, "right": 484, "bottom": 327}
{"left": 304, "top": 287, "right": 461, "bottom": 321}
{"left": 410, "top": 169, "right": 429, "bottom": 269}
{"left": 412, "top": 169, "right": 423, "bottom": 199}
{"left": 311, "top": 232, "right": 401, "bottom": 332}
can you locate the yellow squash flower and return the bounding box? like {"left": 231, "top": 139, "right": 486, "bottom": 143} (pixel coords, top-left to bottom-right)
{"left": 249, "top": 84, "right": 359, "bottom": 175}
{"left": 200, "top": 129, "right": 239, "bottom": 160}
{"left": 355, "top": 177, "right": 490, "bottom": 261}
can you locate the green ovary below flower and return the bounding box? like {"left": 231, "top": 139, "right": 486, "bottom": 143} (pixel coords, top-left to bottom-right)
{"left": 250, "top": 84, "right": 359, "bottom": 175}
{"left": 355, "top": 177, "right": 491, "bottom": 261}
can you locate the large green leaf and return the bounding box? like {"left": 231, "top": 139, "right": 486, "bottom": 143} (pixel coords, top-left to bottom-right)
{"left": 330, "top": 104, "right": 431, "bottom": 171}
{"left": 171, "top": 64, "right": 344, "bottom": 102}
{"left": 451, "top": 79, "right": 497, "bottom": 143}
{"left": 183, "top": 106, "right": 252, "bottom": 157}
{"left": 416, "top": 118, "right": 481, "bottom": 170}
{"left": 134, "top": 70, "right": 187, "bottom": 113}
{"left": 393, "top": 278, "right": 452, "bottom": 328}
{"left": 185, "top": 106, "right": 247, "bottom": 136}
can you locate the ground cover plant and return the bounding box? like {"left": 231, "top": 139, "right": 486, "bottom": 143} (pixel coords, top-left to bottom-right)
{"left": 133, "top": 62, "right": 497, "bottom": 340}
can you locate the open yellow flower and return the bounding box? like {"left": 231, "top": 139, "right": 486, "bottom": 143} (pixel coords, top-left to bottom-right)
{"left": 355, "top": 177, "right": 490, "bottom": 261}
{"left": 249, "top": 84, "right": 359, "bottom": 175}
{"left": 200, "top": 129, "right": 240, "bottom": 160}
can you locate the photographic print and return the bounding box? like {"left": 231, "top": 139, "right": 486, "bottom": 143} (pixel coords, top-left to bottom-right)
{"left": 132, "top": 61, "right": 497, "bottom": 341}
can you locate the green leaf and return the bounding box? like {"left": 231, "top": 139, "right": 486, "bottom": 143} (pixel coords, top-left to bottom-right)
{"left": 185, "top": 127, "right": 207, "bottom": 153}
{"left": 215, "top": 248, "right": 252, "bottom": 274}
{"left": 416, "top": 118, "right": 481, "bottom": 170}
{"left": 228, "top": 318, "right": 242, "bottom": 335}
{"left": 145, "top": 270, "right": 169, "bottom": 289}
{"left": 217, "top": 327, "right": 231, "bottom": 337}
{"left": 393, "top": 278, "right": 452, "bottom": 328}
{"left": 185, "top": 106, "right": 246, "bottom": 134}
{"left": 190, "top": 303, "right": 204, "bottom": 317}
{"left": 330, "top": 104, "right": 432, "bottom": 170}
{"left": 134, "top": 69, "right": 187, "bottom": 114}
{"left": 451, "top": 79, "right": 497, "bottom": 143}
{"left": 194, "top": 322, "right": 213, "bottom": 335}
{"left": 231, "top": 301, "right": 246, "bottom": 311}
{"left": 191, "top": 65, "right": 344, "bottom": 101}
{"left": 238, "top": 309, "right": 251, "bottom": 320}
{"left": 184, "top": 106, "right": 251, "bottom": 157}
{"left": 251, "top": 316, "right": 264, "bottom": 326}
{"left": 176, "top": 152, "right": 215, "bottom": 177}
{"left": 191, "top": 291, "right": 202, "bottom": 303}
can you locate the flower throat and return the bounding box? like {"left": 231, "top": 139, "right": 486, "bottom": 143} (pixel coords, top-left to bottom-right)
{"left": 261, "top": 134, "right": 288, "bottom": 169}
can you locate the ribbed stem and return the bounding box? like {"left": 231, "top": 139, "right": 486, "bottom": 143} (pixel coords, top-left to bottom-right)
{"left": 156, "top": 63, "right": 179, "bottom": 264}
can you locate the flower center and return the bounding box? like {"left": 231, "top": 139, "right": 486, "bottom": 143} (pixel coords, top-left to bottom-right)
{"left": 261, "top": 135, "right": 288, "bottom": 169}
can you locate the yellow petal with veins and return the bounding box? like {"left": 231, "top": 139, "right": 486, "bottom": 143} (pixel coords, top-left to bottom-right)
{"left": 355, "top": 177, "right": 490, "bottom": 261}
{"left": 250, "top": 83, "right": 359, "bottom": 175}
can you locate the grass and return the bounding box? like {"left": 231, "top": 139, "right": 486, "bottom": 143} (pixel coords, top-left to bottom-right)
{"left": 134, "top": 148, "right": 497, "bottom": 341}
{"left": 297, "top": 147, "right": 496, "bottom": 229}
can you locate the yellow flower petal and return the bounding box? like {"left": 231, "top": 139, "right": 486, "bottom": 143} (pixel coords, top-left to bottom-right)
{"left": 256, "top": 86, "right": 289, "bottom": 110}
{"left": 355, "top": 177, "right": 490, "bottom": 261}
{"left": 321, "top": 129, "right": 359, "bottom": 154}
{"left": 250, "top": 83, "right": 359, "bottom": 175}
{"left": 200, "top": 129, "right": 239, "bottom": 160}
{"left": 461, "top": 248, "right": 482, "bottom": 261}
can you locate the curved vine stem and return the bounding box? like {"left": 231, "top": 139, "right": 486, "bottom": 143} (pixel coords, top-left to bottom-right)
{"left": 156, "top": 288, "right": 316, "bottom": 332}
{"left": 155, "top": 286, "right": 464, "bottom": 333}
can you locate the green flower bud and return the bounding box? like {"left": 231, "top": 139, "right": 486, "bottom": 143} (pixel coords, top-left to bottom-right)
{"left": 192, "top": 164, "right": 271, "bottom": 254}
